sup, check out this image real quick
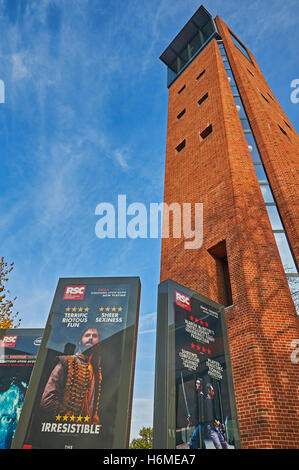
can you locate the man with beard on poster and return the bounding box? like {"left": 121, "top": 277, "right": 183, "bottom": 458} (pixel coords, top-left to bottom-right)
{"left": 40, "top": 326, "right": 102, "bottom": 425}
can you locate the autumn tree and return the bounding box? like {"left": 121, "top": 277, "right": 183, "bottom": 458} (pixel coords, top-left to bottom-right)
{"left": 0, "top": 256, "right": 20, "bottom": 328}
{"left": 129, "top": 427, "right": 153, "bottom": 449}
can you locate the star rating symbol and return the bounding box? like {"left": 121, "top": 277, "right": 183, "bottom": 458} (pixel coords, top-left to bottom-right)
{"left": 70, "top": 415, "right": 76, "bottom": 422}
{"left": 190, "top": 343, "right": 212, "bottom": 355}
{"left": 99, "top": 307, "right": 104, "bottom": 312}
{"left": 65, "top": 307, "right": 71, "bottom": 312}
{"left": 84, "top": 416, "right": 90, "bottom": 422}
{"left": 105, "top": 307, "right": 110, "bottom": 312}
{"left": 77, "top": 415, "right": 83, "bottom": 422}
{"left": 56, "top": 414, "right": 61, "bottom": 421}
{"left": 189, "top": 315, "right": 203, "bottom": 324}
{"left": 72, "top": 307, "right": 77, "bottom": 312}
{"left": 63, "top": 414, "right": 68, "bottom": 421}
{"left": 78, "top": 307, "right": 83, "bottom": 312}
{"left": 118, "top": 307, "right": 123, "bottom": 312}
{"left": 84, "top": 307, "right": 89, "bottom": 312}
{"left": 112, "top": 307, "right": 116, "bottom": 312}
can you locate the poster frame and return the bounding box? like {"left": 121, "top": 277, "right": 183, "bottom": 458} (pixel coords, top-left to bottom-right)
{"left": 11, "top": 276, "right": 141, "bottom": 449}
{"left": 153, "top": 279, "right": 241, "bottom": 449}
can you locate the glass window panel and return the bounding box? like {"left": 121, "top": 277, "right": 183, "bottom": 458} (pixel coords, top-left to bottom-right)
{"left": 240, "top": 118, "right": 250, "bottom": 131}
{"left": 169, "top": 58, "right": 178, "bottom": 74}
{"left": 189, "top": 32, "right": 203, "bottom": 57}
{"left": 266, "top": 205, "right": 283, "bottom": 231}
{"left": 230, "top": 84, "right": 238, "bottom": 95}
{"left": 180, "top": 45, "right": 190, "bottom": 63}
{"left": 201, "top": 20, "right": 214, "bottom": 41}
{"left": 226, "top": 70, "right": 236, "bottom": 86}
{"left": 167, "top": 67, "right": 177, "bottom": 86}
{"left": 287, "top": 277, "right": 299, "bottom": 313}
{"left": 274, "top": 233, "right": 298, "bottom": 274}
{"left": 260, "top": 184, "right": 274, "bottom": 203}
{"left": 245, "top": 133, "right": 261, "bottom": 162}
{"left": 254, "top": 164, "right": 268, "bottom": 183}
{"left": 234, "top": 96, "right": 246, "bottom": 118}
{"left": 176, "top": 55, "right": 187, "bottom": 73}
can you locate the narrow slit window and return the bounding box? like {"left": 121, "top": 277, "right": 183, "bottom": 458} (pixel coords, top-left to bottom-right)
{"left": 221, "top": 256, "right": 233, "bottom": 307}
{"left": 261, "top": 93, "right": 270, "bottom": 103}
{"left": 278, "top": 125, "right": 288, "bottom": 136}
{"left": 198, "top": 92, "right": 209, "bottom": 106}
{"left": 178, "top": 85, "right": 186, "bottom": 94}
{"left": 177, "top": 109, "right": 186, "bottom": 120}
{"left": 247, "top": 69, "right": 255, "bottom": 78}
{"left": 283, "top": 120, "right": 291, "bottom": 130}
{"left": 208, "top": 241, "right": 233, "bottom": 307}
{"left": 176, "top": 139, "right": 186, "bottom": 153}
{"left": 196, "top": 69, "right": 206, "bottom": 80}
{"left": 200, "top": 124, "right": 213, "bottom": 141}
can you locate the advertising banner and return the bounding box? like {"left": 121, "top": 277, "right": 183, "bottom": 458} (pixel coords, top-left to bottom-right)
{"left": 11, "top": 277, "right": 140, "bottom": 449}
{"left": 0, "top": 329, "right": 43, "bottom": 449}
{"left": 153, "top": 280, "right": 240, "bottom": 449}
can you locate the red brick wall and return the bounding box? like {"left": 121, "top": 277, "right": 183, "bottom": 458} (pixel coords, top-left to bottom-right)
{"left": 160, "top": 17, "right": 299, "bottom": 449}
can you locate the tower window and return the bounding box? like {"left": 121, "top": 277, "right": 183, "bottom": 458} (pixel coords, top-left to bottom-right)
{"left": 178, "top": 85, "right": 186, "bottom": 94}
{"left": 198, "top": 92, "right": 209, "bottom": 106}
{"left": 196, "top": 69, "right": 206, "bottom": 80}
{"left": 208, "top": 241, "right": 233, "bottom": 307}
{"left": 247, "top": 68, "right": 255, "bottom": 78}
{"left": 176, "top": 139, "right": 186, "bottom": 153}
{"left": 261, "top": 92, "right": 270, "bottom": 104}
{"left": 200, "top": 124, "right": 213, "bottom": 141}
{"left": 278, "top": 125, "right": 288, "bottom": 136}
{"left": 177, "top": 109, "right": 186, "bottom": 120}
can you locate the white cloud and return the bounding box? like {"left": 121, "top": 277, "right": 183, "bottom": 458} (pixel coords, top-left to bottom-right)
{"left": 11, "top": 53, "right": 30, "bottom": 80}
{"left": 114, "top": 149, "right": 129, "bottom": 170}
{"left": 138, "top": 311, "right": 157, "bottom": 333}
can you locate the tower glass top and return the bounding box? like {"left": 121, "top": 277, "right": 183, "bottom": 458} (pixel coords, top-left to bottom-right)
{"left": 159, "top": 6, "right": 218, "bottom": 87}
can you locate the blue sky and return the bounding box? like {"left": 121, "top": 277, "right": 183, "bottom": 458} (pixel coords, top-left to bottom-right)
{"left": 0, "top": 0, "right": 298, "bottom": 440}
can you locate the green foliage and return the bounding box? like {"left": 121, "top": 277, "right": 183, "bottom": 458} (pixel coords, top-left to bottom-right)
{"left": 0, "top": 257, "right": 20, "bottom": 328}
{"left": 129, "top": 427, "right": 153, "bottom": 449}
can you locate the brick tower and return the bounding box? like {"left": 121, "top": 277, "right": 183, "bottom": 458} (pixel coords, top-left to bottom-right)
{"left": 159, "top": 5, "right": 299, "bottom": 448}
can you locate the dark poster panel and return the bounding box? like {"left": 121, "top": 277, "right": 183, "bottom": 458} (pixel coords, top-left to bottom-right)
{"left": 174, "top": 288, "right": 237, "bottom": 449}
{"left": 153, "top": 280, "right": 240, "bottom": 449}
{"left": 11, "top": 277, "right": 140, "bottom": 449}
{"left": 0, "top": 329, "right": 44, "bottom": 449}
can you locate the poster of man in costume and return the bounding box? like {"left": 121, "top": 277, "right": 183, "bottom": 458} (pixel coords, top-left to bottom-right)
{"left": 11, "top": 277, "right": 140, "bottom": 449}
